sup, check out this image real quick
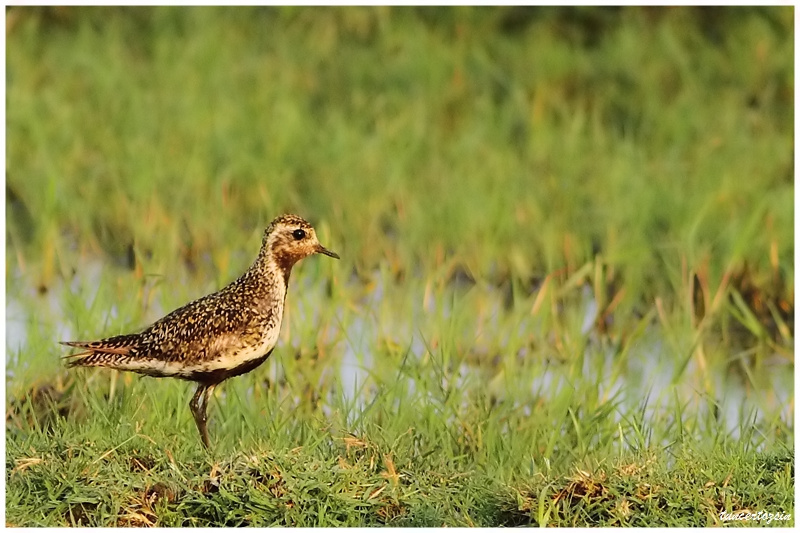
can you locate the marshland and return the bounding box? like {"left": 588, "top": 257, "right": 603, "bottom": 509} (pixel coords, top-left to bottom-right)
{"left": 5, "top": 6, "right": 794, "bottom": 526}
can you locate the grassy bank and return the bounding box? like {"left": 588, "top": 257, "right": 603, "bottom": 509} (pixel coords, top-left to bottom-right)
{"left": 6, "top": 6, "right": 794, "bottom": 526}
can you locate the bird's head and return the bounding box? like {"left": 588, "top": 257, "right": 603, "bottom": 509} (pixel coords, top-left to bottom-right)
{"left": 262, "top": 214, "right": 339, "bottom": 273}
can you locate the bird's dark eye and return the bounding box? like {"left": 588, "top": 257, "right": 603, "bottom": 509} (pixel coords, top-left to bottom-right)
{"left": 292, "top": 229, "right": 306, "bottom": 240}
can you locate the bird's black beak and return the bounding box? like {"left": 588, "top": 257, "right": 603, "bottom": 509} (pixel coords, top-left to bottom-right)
{"left": 316, "top": 244, "right": 340, "bottom": 259}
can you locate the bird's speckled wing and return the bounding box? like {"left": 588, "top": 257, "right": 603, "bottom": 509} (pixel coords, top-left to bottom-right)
{"left": 64, "top": 270, "right": 286, "bottom": 379}
{"left": 137, "top": 287, "right": 280, "bottom": 363}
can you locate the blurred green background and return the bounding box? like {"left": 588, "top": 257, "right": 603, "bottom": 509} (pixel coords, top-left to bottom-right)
{"left": 8, "top": 6, "right": 793, "bottom": 294}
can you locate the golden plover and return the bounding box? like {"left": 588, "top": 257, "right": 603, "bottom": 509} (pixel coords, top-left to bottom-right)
{"left": 62, "top": 214, "right": 339, "bottom": 448}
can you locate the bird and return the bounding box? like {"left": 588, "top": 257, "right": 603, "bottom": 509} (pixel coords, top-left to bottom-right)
{"left": 61, "top": 214, "right": 339, "bottom": 448}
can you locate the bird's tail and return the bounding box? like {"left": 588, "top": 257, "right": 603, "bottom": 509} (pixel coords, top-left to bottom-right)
{"left": 61, "top": 334, "right": 140, "bottom": 369}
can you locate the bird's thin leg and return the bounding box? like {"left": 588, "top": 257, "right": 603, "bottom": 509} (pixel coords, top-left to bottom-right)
{"left": 190, "top": 383, "right": 215, "bottom": 449}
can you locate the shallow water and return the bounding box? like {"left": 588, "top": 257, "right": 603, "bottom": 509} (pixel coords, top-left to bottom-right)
{"left": 6, "top": 261, "right": 793, "bottom": 450}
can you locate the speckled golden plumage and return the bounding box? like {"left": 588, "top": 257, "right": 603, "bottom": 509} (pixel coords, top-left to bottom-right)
{"left": 62, "top": 214, "right": 339, "bottom": 448}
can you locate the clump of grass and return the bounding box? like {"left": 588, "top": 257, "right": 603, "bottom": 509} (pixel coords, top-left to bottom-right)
{"left": 6, "top": 386, "right": 794, "bottom": 526}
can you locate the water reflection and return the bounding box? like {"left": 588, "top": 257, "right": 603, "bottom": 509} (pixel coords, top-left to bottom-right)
{"left": 6, "top": 263, "right": 793, "bottom": 450}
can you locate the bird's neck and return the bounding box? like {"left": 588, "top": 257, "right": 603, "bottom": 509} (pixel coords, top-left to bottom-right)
{"left": 249, "top": 250, "right": 291, "bottom": 292}
{"left": 235, "top": 254, "right": 289, "bottom": 320}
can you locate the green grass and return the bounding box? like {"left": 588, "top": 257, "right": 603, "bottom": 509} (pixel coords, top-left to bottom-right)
{"left": 6, "top": 6, "right": 794, "bottom": 526}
